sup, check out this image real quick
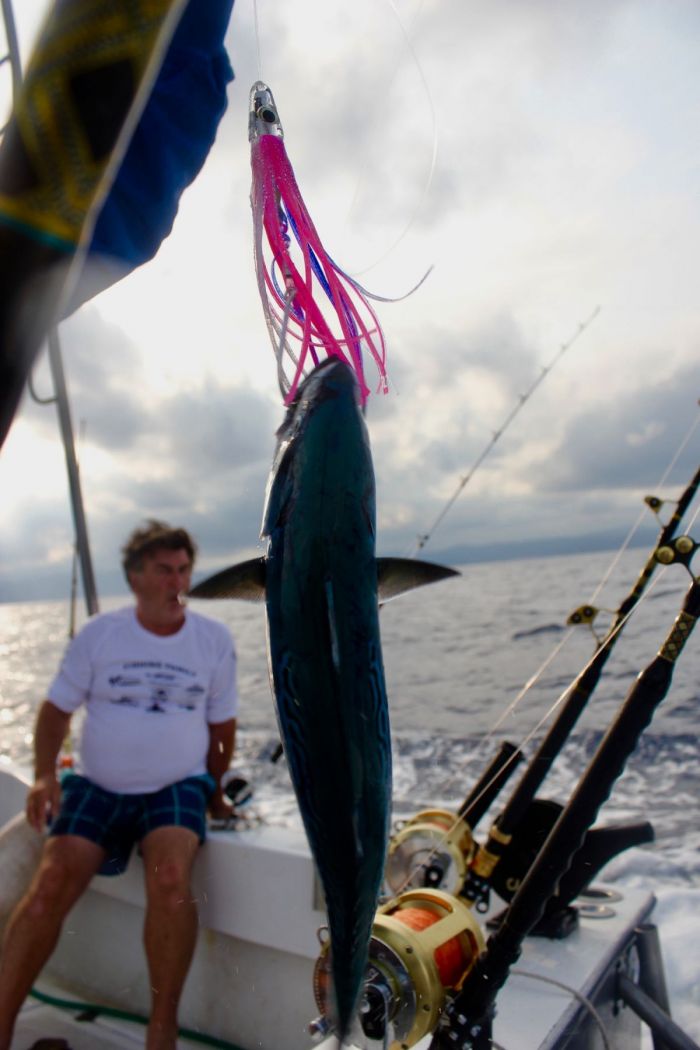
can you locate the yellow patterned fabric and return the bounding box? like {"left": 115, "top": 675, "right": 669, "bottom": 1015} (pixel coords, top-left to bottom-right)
{"left": 0, "top": 0, "right": 181, "bottom": 249}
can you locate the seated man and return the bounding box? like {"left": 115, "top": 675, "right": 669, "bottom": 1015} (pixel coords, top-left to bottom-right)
{"left": 0, "top": 520, "right": 238, "bottom": 1050}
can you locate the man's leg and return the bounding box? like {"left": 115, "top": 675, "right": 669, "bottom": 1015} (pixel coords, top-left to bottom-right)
{"left": 140, "top": 826, "right": 200, "bottom": 1050}
{"left": 0, "top": 835, "right": 106, "bottom": 1050}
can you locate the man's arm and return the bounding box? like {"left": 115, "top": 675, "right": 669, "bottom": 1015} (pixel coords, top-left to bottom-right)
{"left": 26, "top": 700, "right": 72, "bottom": 831}
{"left": 206, "top": 718, "right": 237, "bottom": 819}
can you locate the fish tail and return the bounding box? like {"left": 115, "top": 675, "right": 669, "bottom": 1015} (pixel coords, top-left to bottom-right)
{"left": 329, "top": 938, "right": 371, "bottom": 1050}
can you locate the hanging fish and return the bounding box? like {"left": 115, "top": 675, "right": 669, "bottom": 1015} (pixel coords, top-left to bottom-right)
{"left": 249, "top": 81, "right": 390, "bottom": 406}
{"left": 190, "top": 357, "right": 459, "bottom": 1041}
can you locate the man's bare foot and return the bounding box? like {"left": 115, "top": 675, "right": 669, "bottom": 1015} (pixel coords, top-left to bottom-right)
{"left": 146, "top": 1019, "right": 179, "bottom": 1050}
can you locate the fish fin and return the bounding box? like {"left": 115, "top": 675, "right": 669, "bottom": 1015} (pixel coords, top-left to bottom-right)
{"left": 376, "top": 557, "right": 460, "bottom": 602}
{"left": 189, "top": 558, "right": 267, "bottom": 601}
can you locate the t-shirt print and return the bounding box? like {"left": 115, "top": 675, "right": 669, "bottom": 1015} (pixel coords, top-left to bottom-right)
{"left": 105, "top": 659, "right": 208, "bottom": 713}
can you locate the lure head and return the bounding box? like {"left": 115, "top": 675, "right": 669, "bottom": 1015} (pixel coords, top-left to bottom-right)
{"left": 248, "top": 81, "right": 284, "bottom": 141}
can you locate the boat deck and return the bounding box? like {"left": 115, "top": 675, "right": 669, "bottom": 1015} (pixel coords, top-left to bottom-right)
{"left": 315, "top": 887, "right": 656, "bottom": 1050}
{"left": 1, "top": 769, "right": 660, "bottom": 1050}
{"left": 12, "top": 978, "right": 208, "bottom": 1050}
{"left": 11, "top": 887, "right": 655, "bottom": 1050}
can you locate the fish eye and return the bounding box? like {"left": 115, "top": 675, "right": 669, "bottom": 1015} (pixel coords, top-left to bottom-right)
{"left": 258, "top": 106, "right": 277, "bottom": 123}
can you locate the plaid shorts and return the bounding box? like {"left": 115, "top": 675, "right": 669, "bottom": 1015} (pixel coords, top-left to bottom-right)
{"left": 50, "top": 772, "right": 215, "bottom": 876}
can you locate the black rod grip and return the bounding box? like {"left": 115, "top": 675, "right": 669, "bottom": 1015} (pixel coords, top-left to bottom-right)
{"left": 458, "top": 741, "right": 521, "bottom": 829}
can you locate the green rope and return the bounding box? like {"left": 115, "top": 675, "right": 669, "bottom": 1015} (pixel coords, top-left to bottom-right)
{"left": 29, "top": 987, "right": 246, "bottom": 1050}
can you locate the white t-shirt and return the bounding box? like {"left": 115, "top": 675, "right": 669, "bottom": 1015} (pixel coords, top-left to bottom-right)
{"left": 48, "top": 607, "right": 238, "bottom": 794}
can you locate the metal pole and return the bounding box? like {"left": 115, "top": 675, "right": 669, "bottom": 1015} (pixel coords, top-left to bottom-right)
{"left": 0, "top": 0, "right": 22, "bottom": 96}
{"left": 47, "top": 328, "right": 99, "bottom": 616}
{"left": 1, "top": 0, "right": 99, "bottom": 617}
{"left": 618, "top": 975, "right": 699, "bottom": 1050}
{"left": 635, "top": 923, "right": 674, "bottom": 1050}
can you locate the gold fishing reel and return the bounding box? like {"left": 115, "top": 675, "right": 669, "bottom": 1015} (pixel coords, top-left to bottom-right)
{"left": 384, "top": 809, "right": 476, "bottom": 898}
{"left": 311, "top": 888, "right": 485, "bottom": 1049}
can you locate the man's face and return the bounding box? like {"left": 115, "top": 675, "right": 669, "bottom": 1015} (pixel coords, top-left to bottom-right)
{"left": 129, "top": 547, "right": 192, "bottom": 631}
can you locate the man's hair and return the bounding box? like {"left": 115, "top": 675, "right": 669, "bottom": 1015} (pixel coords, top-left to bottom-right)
{"left": 121, "top": 520, "right": 197, "bottom": 579}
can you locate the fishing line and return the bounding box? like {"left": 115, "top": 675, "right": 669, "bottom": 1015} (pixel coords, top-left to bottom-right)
{"left": 587, "top": 505, "right": 654, "bottom": 610}
{"left": 396, "top": 570, "right": 669, "bottom": 896}
{"left": 344, "top": 0, "right": 439, "bottom": 278}
{"left": 252, "top": 0, "right": 263, "bottom": 80}
{"left": 682, "top": 501, "right": 700, "bottom": 544}
{"left": 405, "top": 422, "right": 699, "bottom": 841}
{"left": 251, "top": 0, "right": 436, "bottom": 287}
{"left": 589, "top": 405, "right": 700, "bottom": 606}
{"left": 416, "top": 627, "right": 579, "bottom": 818}
{"left": 509, "top": 971, "right": 613, "bottom": 1050}
{"left": 275, "top": 285, "right": 301, "bottom": 397}
{"left": 448, "top": 607, "right": 632, "bottom": 829}
{"left": 656, "top": 400, "right": 700, "bottom": 483}
{"left": 408, "top": 306, "right": 602, "bottom": 558}
{"left": 344, "top": 0, "right": 427, "bottom": 229}
{"left": 395, "top": 626, "right": 592, "bottom": 860}
{"left": 587, "top": 480, "right": 699, "bottom": 614}
{"left": 522, "top": 410, "right": 700, "bottom": 687}
{"left": 480, "top": 628, "right": 576, "bottom": 742}
{"left": 407, "top": 407, "right": 700, "bottom": 812}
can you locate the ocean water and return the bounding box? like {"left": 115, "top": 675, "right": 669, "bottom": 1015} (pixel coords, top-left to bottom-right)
{"left": 1, "top": 547, "right": 699, "bottom": 1042}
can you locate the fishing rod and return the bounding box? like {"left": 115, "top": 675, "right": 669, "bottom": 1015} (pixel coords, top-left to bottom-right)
{"left": 460, "top": 460, "right": 700, "bottom": 908}
{"left": 414, "top": 407, "right": 699, "bottom": 832}
{"left": 430, "top": 553, "right": 700, "bottom": 1049}
{"left": 409, "top": 306, "right": 601, "bottom": 559}
{"left": 457, "top": 741, "right": 521, "bottom": 830}
{"left": 333, "top": 546, "right": 696, "bottom": 1050}
{"left": 384, "top": 456, "right": 699, "bottom": 908}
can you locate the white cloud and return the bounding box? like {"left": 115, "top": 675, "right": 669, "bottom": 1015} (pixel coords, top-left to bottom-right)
{"left": 1, "top": 0, "right": 699, "bottom": 597}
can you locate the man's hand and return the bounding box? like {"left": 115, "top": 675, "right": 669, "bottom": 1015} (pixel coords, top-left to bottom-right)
{"left": 208, "top": 790, "right": 235, "bottom": 822}
{"left": 26, "top": 773, "right": 61, "bottom": 831}
{"left": 30, "top": 700, "right": 72, "bottom": 832}
{"left": 206, "top": 718, "right": 237, "bottom": 821}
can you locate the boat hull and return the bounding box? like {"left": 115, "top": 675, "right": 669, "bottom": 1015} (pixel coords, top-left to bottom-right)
{"left": 0, "top": 766, "right": 661, "bottom": 1050}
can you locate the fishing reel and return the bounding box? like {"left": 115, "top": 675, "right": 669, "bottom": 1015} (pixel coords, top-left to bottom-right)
{"left": 311, "top": 888, "right": 485, "bottom": 1049}
{"left": 384, "top": 810, "right": 476, "bottom": 898}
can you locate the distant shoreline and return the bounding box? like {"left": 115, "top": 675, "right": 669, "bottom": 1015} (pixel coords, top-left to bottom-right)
{"left": 0, "top": 531, "right": 660, "bottom": 604}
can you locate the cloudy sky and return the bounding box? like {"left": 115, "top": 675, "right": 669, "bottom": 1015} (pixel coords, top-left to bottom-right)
{"left": 0, "top": 0, "right": 699, "bottom": 601}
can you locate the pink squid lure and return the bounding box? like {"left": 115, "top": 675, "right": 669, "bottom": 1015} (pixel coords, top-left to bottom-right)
{"left": 249, "top": 81, "right": 388, "bottom": 406}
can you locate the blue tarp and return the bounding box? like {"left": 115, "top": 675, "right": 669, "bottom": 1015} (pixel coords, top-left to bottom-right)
{"left": 88, "top": 0, "right": 235, "bottom": 268}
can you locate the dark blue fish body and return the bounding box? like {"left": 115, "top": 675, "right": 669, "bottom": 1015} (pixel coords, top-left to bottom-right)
{"left": 190, "top": 358, "right": 459, "bottom": 1037}
{"left": 263, "top": 358, "right": 391, "bottom": 1036}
